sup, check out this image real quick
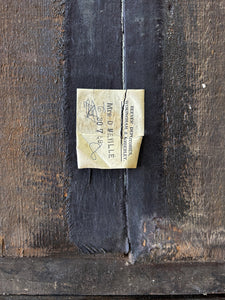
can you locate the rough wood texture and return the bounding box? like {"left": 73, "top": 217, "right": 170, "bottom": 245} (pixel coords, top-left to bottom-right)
{"left": 0, "top": 0, "right": 224, "bottom": 267}
{"left": 1, "top": 297, "right": 225, "bottom": 300}
{"left": 1, "top": 0, "right": 225, "bottom": 296}
{"left": 0, "top": 257, "right": 224, "bottom": 295}
{"left": 159, "top": 0, "right": 225, "bottom": 262}
{"left": 124, "top": 0, "right": 165, "bottom": 260}
{"left": 64, "top": 0, "right": 127, "bottom": 253}
{"left": 0, "top": 0, "right": 76, "bottom": 256}
{"left": 124, "top": 0, "right": 225, "bottom": 261}
{"left": 64, "top": 0, "right": 225, "bottom": 261}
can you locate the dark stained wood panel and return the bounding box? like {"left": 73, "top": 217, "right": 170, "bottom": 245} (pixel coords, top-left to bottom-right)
{"left": 64, "top": 0, "right": 127, "bottom": 253}
{"left": 124, "top": 0, "right": 165, "bottom": 260}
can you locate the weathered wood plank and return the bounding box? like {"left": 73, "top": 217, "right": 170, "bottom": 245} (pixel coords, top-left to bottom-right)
{"left": 64, "top": 1, "right": 127, "bottom": 253}
{"left": 160, "top": 0, "right": 225, "bottom": 262}
{"left": 0, "top": 258, "right": 224, "bottom": 295}
{"left": 124, "top": 0, "right": 165, "bottom": 259}
{"left": 1, "top": 0, "right": 224, "bottom": 268}
{"left": 1, "top": 297, "right": 225, "bottom": 300}
{"left": 125, "top": 0, "right": 225, "bottom": 261}
{"left": 0, "top": 0, "right": 74, "bottom": 256}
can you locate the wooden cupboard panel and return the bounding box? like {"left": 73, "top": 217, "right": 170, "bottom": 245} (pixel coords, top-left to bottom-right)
{"left": 0, "top": 0, "right": 224, "bottom": 264}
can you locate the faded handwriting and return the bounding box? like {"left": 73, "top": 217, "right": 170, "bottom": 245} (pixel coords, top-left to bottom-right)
{"left": 83, "top": 99, "right": 98, "bottom": 122}
{"left": 83, "top": 98, "right": 105, "bottom": 122}
{"left": 89, "top": 142, "right": 102, "bottom": 160}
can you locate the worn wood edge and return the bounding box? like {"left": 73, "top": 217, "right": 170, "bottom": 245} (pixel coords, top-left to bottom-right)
{"left": 0, "top": 296, "right": 225, "bottom": 300}
{"left": 0, "top": 257, "right": 224, "bottom": 296}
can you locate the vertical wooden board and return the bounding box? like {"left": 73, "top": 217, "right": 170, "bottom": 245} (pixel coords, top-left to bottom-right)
{"left": 162, "top": 0, "right": 225, "bottom": 262}
{"left": 64, "top": 1, "right": 127, "bottom": 253}
{"left": 125, "top": 0, "right": 225, "bottom": 261}
{"left": 198, "top": 0, "right": 225, "bottom": 260}
{"left": 0, "top": 0, "right": 75, "bottom": 256}
{"left": 124, "top": 0, "right": 165, "bottom": 259}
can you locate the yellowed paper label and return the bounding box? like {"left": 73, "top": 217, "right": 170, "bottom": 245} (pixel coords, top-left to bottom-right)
{"left": 76, "top": 89, "right": 144, "bottom": 169}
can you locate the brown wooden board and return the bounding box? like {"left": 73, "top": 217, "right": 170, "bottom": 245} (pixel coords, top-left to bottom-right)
{"left": 125, "top": 0, "right": 225, "bottom": 262}
{"left": 0, "top": 0, "right": 225, "bottom": 296}
{"left": 1, "top": 297, "right": 225, "bottom": 300}
{"left": 159, "top": 0, "right": 225, "bottom": 263}
{"left": 0, "top": 0, "right": 75, "bottom": 257}
{"left": 0, "top": 258, "right": 224, "bottom": 295}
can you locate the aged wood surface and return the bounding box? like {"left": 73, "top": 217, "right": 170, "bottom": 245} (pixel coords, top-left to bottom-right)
{"left": 1, "top": 0, "right": 225, "bottom": 296}
{"left": 1, "top": 297, "right": 225, "bottom": 300}
{"left": 124, "top": 0, "right": 165, "bottom": 260}
{"left": 0, "top": 0, "right": 76, "bottom": 256}
{"left": 64, "top": 0, "right": 127, "bottom": 253}
{"left": 159, "top": 0, "right": 225, "bottom": 262}
{"left": 0, "top": 258, "right": 224, "bottom": 295}
{"left": 64, "top": 0, "right": 225, "bottom": 261}
{"left": 124, "top": 0, "right": 225, "bottom": 261}
{"left": 0, "top": 0, "right": 224, "bottom": 274}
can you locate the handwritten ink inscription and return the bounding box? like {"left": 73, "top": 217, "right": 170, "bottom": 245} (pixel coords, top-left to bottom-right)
{"left": 83, "top": 98, "right": 105, "bottom": 160}
{"left": 83, "top": 99, "right": 105, "bottom": 122}
{"left": 89, "top": 142, "right": 102, "bottom": 160}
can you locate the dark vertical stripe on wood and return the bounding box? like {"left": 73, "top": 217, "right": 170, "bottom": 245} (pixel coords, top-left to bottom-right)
{"left": 124, "top": 1, "right": 165, "bottom": 259}
{"left": 64, "top": 1, "right": 127, "bottom": 253}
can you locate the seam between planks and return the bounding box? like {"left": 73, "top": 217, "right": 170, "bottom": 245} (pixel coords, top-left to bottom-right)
{"left": 121, "top": 0, "right": 130, "bottom": 255}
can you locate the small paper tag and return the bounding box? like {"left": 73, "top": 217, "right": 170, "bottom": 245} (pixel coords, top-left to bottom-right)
{"left": 76, "top": 89, "right": 144, "bottom": 169}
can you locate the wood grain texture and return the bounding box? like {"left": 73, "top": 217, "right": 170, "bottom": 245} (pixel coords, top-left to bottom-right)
{"left": 0, "top": 257, "right": 224, "bottom": 295}
{"left": 124, "top": 0, "right": 165, "bottom": 260}
{"left": 64, "top": 0, "right": 127, "bottom": 253}
{"left": 0, "top": 0, "right": 75, "bottom": 256}
{"left": 123, "top": 0, "right": 225, "bottom": 261}
{"left": 1, "top": 297, "right": 225, "bottom": 300}
{"left": 1, "top": 0, "right": 224, "bottom": 266}
{"left": 160, "top": 0, "right": 225, "bottom": 262}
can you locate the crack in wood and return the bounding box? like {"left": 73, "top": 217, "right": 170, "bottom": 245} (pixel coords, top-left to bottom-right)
{"left": 120, "top": 89, "right": 127, "bottom": 162}
{"left": 121, "top": 0, "right": 130, "bottom": 256}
